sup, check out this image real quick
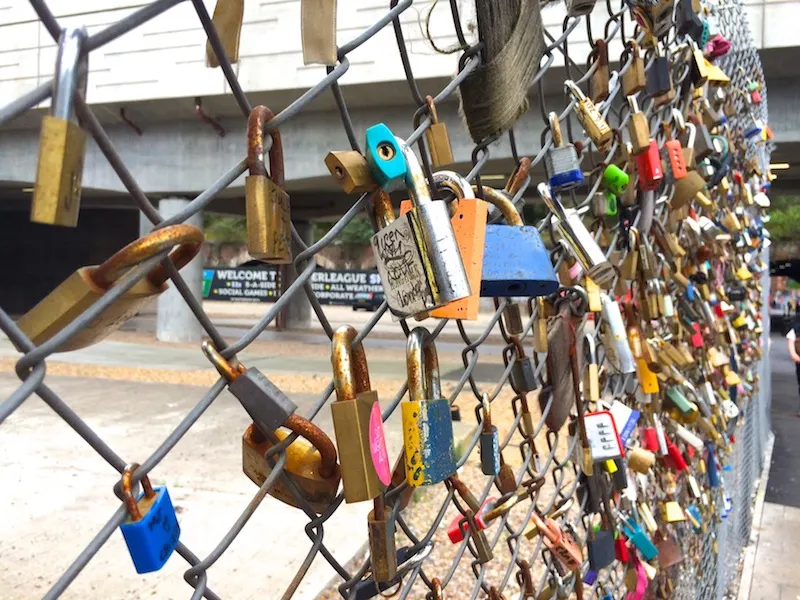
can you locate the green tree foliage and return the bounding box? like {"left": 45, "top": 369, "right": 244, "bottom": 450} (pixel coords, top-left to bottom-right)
{"left": 765, "top": 195, "right": 800, "bottom": 242}
{"left": 204, "top": 214, "right": 246, "bottom": 243}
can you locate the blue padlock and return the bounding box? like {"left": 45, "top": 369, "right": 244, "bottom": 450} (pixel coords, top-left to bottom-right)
{"left": 401, "top": 327, "right": 457, "bottom": 486}
{"left": 476, "top": 186, "right": 559, "bottom": 297}
{"left": 119, "top": 465, "right": 180, "bottom": 574}
{"left": 686, "top": 505, "right": 703, "bottom": 533}
{"left": 365, "top": 123, "right": 407, "bottom": 190}
{"left": 620, "top": 516, "right": 658, "bottom": 560}
{"left": 544, "top": 112, "right": 584, "bottom": 192}
{"left": 706, "top": 443, "right": 720, "bottom": 488}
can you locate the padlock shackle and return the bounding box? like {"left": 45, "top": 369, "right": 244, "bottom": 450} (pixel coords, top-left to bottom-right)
{"left": 432, "top": 170, "right": 474, "bottom": 200}
{"left": 480, "top": 393, "right": 492, "bottom": 431}
{"left": 564, "top": 80, "right": 586, "bottom": 102}
{"left": 370, "top": 189, "right": 395, "bottom": 229}
{"left": 476, "top": 186, "right": 523, "bottom": 226}
{"left": 121, "top": 463, "right": 156, "bottom": 522}
{"left": 283, "top": 413, "right": 339, "bottom": 479}
{"left": 548, "top": 112, "right": 564, "bottom": 148}
{"left": 52, "top": 27, "right": 88, "bottom": 122}
{"left": 430, "top": 577, "right": 444, "bottom": 599}
{"left": 331, "top": 324, "right": 371, "bottom": 402}
{"left": 505, "top": 157, "right": 531, "bottom": 196}
{"left": 247, "top": 105, "right": 285, "bottom": 186}
{"left": 201, "top": 340, "right": 244, "bottom": 382}
{"left": 406, "top": 327, "right": 441, "bottom": 403}
{"left": 424, "top": 95, "right": 440, "bottom": 125}
{"left": 90, "top": 224, "right": 204, "bottom": 289}
{"left": 396, "top": 137, "right": 432, "bottom": 207}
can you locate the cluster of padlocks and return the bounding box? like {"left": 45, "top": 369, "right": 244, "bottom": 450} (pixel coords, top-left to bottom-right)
{"left": 11, "top": 0, "right": 772, "bottom": 596}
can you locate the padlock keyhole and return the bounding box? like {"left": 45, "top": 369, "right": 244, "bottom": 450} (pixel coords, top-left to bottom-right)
{"left": 377, "top": 143, "right": 395, "bottom": 161}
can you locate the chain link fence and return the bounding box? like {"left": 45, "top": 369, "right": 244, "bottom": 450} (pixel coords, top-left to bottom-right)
{"left": 0, "top": 0, "right": 772, "bottom": 598}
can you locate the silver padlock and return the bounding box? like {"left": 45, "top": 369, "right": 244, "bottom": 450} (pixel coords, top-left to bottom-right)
{"left": 544, "top": 112, "right": 584, "bottom": 193}
{"left": 371, "top": 139, "right": 470, "bottom": 318}
{"left": 538, "top": 183, "right": 615, "bottom": 288}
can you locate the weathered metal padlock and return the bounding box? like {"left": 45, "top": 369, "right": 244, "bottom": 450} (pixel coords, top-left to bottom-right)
{"left": 460, "top": 509, "right": 494, "bottom": 564}
{"left": 538, "top": 183, "right": 615, "bottom": 287}
{"left": 627, "top": 96, "right": 651, "bottom": 156}
{"left": 424, "top": 96, "right": 454, "bottom": 168}
{"left": 368, "top": 495, "right": 397, "bottom": 582}
{"left": 622, "top": 40, "right": 646, "bottom": 96}
{"left": 565, "top": 80, "right": 613, "bottom": 150}
{"left": 600, "top": 294, "right": 636, "bottom": 374}
{"left": 368, "top": 129, "right": 470, "bottom": 317}
{"left": 245, "top": 105, "right": 292, "bottom": 263}
{"left": 325, "top": 150, "right": 377, "bottom": 194}
{"left": 31, "top": 27, "right": 89, "bottom": 227}
{"left": 479, "top": 394, "right": 501, "bottom": 476}
{"left": 401, "top": 327, "right": 456, "bottom": 486}
{"left": 203, "top": 341, "right": 298, "bottom": 437}
{"left": 510, "top": 337, "right": 538, "bottom": 392}
{"left": 589, "top": 40, "right": 610, "bottom": 103}
{"left": 646, "top": 45, "right": 671, "bottom": 98}
{"left": 477, "top": 186, "right": 560, "bottom": 297}
{"left": 331, "top": 325, "right": 387, "bottom": 503}
{"left": 529, "top": 513, "right": 582, "bottom": 571}
{"left": 17, "top": 225, "right": 203, "bottom": 352}
{"left": 544, "top": 112, "right": 584, "bottom": 192}
{"left": 677, "top": 0, "right": 704, "bottom": 41}
{"left": 119, "top": 464, "right": 180, "bottom": 574}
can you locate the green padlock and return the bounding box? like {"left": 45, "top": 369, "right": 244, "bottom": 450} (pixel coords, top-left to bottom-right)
{"left": 603, "top": 164, "right": 629, "bottom": 199}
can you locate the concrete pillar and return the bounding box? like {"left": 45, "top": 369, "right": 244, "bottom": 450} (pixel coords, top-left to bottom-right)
{"left": 283, "top": 220, "right": 313, "bottom": 330}
{"left": 155, "top": 198, "right": 204, "bottom": 343}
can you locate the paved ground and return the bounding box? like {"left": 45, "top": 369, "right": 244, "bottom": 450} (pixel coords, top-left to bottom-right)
{"left": 743, "top": 334, "right": 800, "bottom": 600}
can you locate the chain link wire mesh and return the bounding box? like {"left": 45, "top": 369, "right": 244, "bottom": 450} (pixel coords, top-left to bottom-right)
{"left": 0, "top": 0, "right": 772, "bottom": 598}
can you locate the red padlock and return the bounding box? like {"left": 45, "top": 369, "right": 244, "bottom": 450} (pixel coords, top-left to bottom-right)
{"left": 642, "top": 427, "right": 660, "bottom": 452}
{"left": 661, "top": 139, "right": 687, "bottom": 181}
{"left": 664, "top": 439, "right": 688, "bottom": 471}
{"left": 636, "top": 140, "right": 664, "bottom": 191}
{"left": 690, "top": 323, "right": 704, "bottom": 348}
{"left": 447, "top": 498, "right": 493, "bottom": 543}
{"left": 615, "top": 535, "right": 630, "bottom": 562}
{"left": 750, "top": 89, "right": 762, "bottom": 104}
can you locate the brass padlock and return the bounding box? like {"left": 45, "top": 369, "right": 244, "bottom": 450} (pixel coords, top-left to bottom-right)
{"left": 17, "top": 225, "right": 203, "bottom": 352}
{"left": 627, "top": 96, "right": 651, "bottom": 156}
{"left": 622, "top": 40, "right": 646, "bottom": 96}
{"left": 424, "top": 95, "right": 454, "bottom": 167}
{"left": 246, "top": 105, "right": 292, "bottom": 263}
{"left": 589, "top": 40, "right": 610, "bottom": 103}
{"left": 565, "top": 80, "right": 613, "bottom": 150}
{"left": 331, "top": 325, "right": 385, "bottom": 503}
{"left": 241, "top": 418, "right": 340, "bottom": 513}
{"left": 367, "top": 495, "right": 397, "bottom": 582}
{"left": 325, "top": 150, "right": 377, "bottom": 194}
{"left": 31, "top": 27, "right": 89, "bottom": 227}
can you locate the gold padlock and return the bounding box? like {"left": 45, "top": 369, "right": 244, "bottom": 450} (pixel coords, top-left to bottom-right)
{"left": 325, "top": 150, "right": 377, "bottom": 194}
{"left": 246, "top": 105, "right": 292, "bottom": 263}
{"left": 16, "top": 225, "right": 203, "bottom": 352}
{"left": 424, "top": 95, "right": 454, "bottom": 167}
{"left": 622, "top": 39, "right": 646, "bottom": 96}
{"left": 31, "top": 27, "right": 89, "bottom": 227}
{"left": 331, "top": 325, "right": 384, "bottom": 503}
{"left": 662, "top": 500, "right": 686, "bottom": 523}
{"left": 589, "top": 39, "right": 610, "bottom": 103}
{"left": 565, "top": 80, "right": 613, "bottom": 150}
{"left": 242, "top": 419, "right": 341, "bottom": 513}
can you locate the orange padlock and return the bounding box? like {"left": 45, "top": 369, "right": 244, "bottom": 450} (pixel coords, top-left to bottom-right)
{"left": 400, "top": 170, "right": 487, "bottom": 320}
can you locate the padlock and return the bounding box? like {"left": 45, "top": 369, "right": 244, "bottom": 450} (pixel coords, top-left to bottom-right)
{"left": 330, "top": 325, "right": 387, "bottom": 503}
{"left": 404, "top": 171, "right": 488, "bottom": 320}
{"left": 662, "top": 500, "right": 686, "bottom": 522}
{"left": 661, "top": 125, "right": 688, "bottom": 182}
{"left": 584, "top": 334, "right": 599, "bottom": 402}
{"left": 627, "top": 96, "right": 651, "bottom": 156}
{"left": 673, "top": 170, "right": 708, "bottom": 209}
{"left": 424, "top": 96, "right": 454, "bottom": 167}
{"left": 690, "top": 42, "right": 710, "bottom": 86}
{"left": 619, "top": 228, "right": 639, "bottom": 280}
{"left": 402, "top": 327, "right": 456, "bottom": 486}
{"left": 369, "top": 133, "right": 470, "bottom": 318}
{"left": 245, "top": 105, "right": 292, "bottom": 263}
{"left": 566, "top": 0, "right": 596, "bottom": 16}
{"left": 203, "top": 341, "right": 298, "bottom": 438}
{"left": 460, "top": 509, "right": 494, "bottom": 564}
{"left": 510, "top": 337, "right": 538, "bottom": 392}
{"left": 365, "top": 123, "right": 408, "bottom": 190}
{"left": 622, "top": 40, "right": 646, "bottom": 96}
{"left": 539, "top": 183, "right": 615, "bottom": 287}
{"left": 587, "top": 523, "right": 616, "bottom": 570}
{"left": 589, "top": 40, "right": 610, "bottom": 103}
{"left": 544, "top": 112, "right": 584, "bottom": 192}
{"left": 446, "top": 475, "right": 492, "bottom": 542}
{"left": 325, "top": 151, "right": 377, "bottom": 194}
{"left": 477, "top": 186, "right": 559, "bottom": 297}
{"left": 516, "top": 559, "right": 537, "bottom": 598}
{"left": 118, "top": 464, "right": 180, "bottom": 574}
{"left": 627, "top": 447, "right": 655, "bottom": 473}
{"left": 479, "top": 394, "right": 501, "bottom": 476}
{"left": 565, "top": 80, "right": 613, "bottom": 150}
{"left": 352, "top": 546, "right": 427, "bottom": 600}
{"left": 646, "top": 46, "right": 671, "bottom": 98}
{"left": 600, "top": 294, "right": 636, "bottom": 374}
{"left": 528, "top": 513, "right": 583, "bottom": 571}
{"left": 534, "top": 297, "right": 549, "bottom": 354}
{"left": 17, "top": 225, "right": 203, "bottom": 352}
{"left": 603, "top": 164, "right": 629, "bottom": 203}
{"left": 242, "top": 419, "right": 340, "bottom": 512}
{"left": 495, "top": 453, "right": 518, "bottom": 494}
{"left": 619, "top": 516, "right": 659, "bottom": 560}
{"left": 368, "top": 495, "right": 397, "bottom": 582}
{"left": 646, "top": 0, "right": 675, "bottom": 38}
{"left": 677, "top": 0, "right": 704, "bottom": 41}
{"left": 688, "top": 114, "right": 715, "bottom": 162}
{"left": 31, "top": 27, "right": 89, "bottom": 227}
{"left": 635, "top": 140, "right": 664, "bottom": 192}
{"left": 503, "top": 302, "right": 525, "bottom": 337}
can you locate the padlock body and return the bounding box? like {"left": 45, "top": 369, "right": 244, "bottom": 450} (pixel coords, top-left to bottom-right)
{"left": 662, "top": 140, "right": 688, "bottom": 181}
{"left": 16, "top": 267, "right": 164, "bottom": 352}
{"left": 603, "top": 164, "right": 629, "bottom": 197}
{"left": 401, "top": 398, "right": 456, "bottom": 486}
{"left": 636, "top": 141, "right": 664, "bottom": 191}
{"left": 545, "top": 146, "right": 584, "bottom": 192}
{"left": 555, "top": 213, "right": 615, "bottom": 287}
{"left": 331, "top": 391, "right": 383, "bottom": 503}
{"left": 628, "top": 113, "right": 651, "bottom": 156}
{"left": 245, "top": 175, "right": 292, "bottom": 263}
{"left": 587, "top": 528, "right": 616, "bottom": 570}
{"left": 325, "top": 151, "right": 377, "bottom": 194}
{"left": 623, "top": 60, "right": 646, "bottom": 96}
{"left": 576, "top": 101, "right": 613, "bottom": 148}
{"left": 368, "top": 506, "right": 397, "bottom": 582}
{"left": 425, "top": 123, "right": 454, "bottom": 167}
{"left": 511, "top": 357, "right": 537, "bottom": 392}
{"left": 120, "top": 486, "right": 180, "bottom": 574}
{"left": 646, "top": 57, "right": 671, "bottom": 97}
{"left": 242, "top": 424, "right": 341, "bottom": 512}
{"left": 480, "top": 225, "right": 559, "bottom": 297}
{"left": 480, "top": 426, "right": 500, "bottom": 475}
{"left": 231, "top": 367, "right": 296, "bottom": 434}
{"left": 672, "top": 170, "right": 706, "bottom": 208}
{"left": 365, "top": 124, "right": 407, "bottom": 190}
{"left": 371, "top": 214, "right": 436, "bottom": 317}
{"left": 31, "top": 116, "right": 86, "bottom": 227}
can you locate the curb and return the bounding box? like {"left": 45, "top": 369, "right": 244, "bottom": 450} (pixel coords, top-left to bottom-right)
{"left": 736, "top": 432, "right": 775, "bottom": 600}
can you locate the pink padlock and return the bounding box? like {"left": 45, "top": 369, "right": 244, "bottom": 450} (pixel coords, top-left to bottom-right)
{"left": 447, "top": 498, "right": 494, "bottom": 543}
{"left": 690, "top": 323, "right": 704, "bottom": 348}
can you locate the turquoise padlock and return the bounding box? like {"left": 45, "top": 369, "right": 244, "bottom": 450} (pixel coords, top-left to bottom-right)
{"left": 365, "top": 123, "right": 407, "bottom": 190}
{"left": 119, "top": 465, "right": 180, "bottom": 574}
{"left": 401, "top": 327, "right": 456, "bottom": 486}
